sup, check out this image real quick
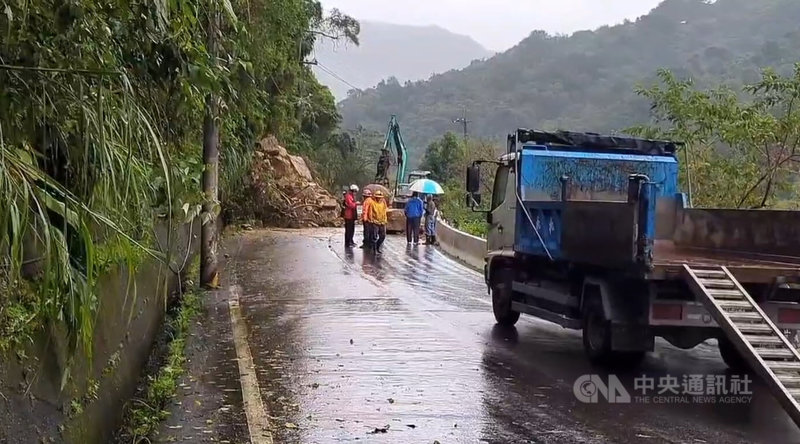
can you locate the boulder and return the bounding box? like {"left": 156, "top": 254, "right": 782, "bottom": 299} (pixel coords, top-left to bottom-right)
{"left": 248, "top": 136, "right": 342, "bottom": 228}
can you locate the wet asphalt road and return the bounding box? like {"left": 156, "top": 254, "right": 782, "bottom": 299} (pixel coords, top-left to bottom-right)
{"left": 225, "top": 228, "right": 800, "bottom": 443}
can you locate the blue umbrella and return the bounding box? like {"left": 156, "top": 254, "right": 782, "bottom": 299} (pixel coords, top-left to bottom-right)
{"left": 409, "top": 178, "right": 444, "bottom": 195}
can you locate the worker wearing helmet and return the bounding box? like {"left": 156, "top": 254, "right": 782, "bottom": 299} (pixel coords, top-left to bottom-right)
{"left": 369, "top": 190, "right": 388, "bottom": 253}
{"left": 359, "top": 189, "right": 374, "bottom": 249}
{"left": 343, "top": 184, "right": 360, "bottom": 248}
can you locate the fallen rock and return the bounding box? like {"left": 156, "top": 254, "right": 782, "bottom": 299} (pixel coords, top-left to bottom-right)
{"left": 248, "top": 136, "right": 342, "bottom": 228}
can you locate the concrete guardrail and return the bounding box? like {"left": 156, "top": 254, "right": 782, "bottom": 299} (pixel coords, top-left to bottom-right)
{"left": 436, "top": 217, "right": 487, "bottom": 271}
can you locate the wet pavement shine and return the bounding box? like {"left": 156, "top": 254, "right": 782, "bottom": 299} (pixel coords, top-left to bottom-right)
{"left": 218, "top": 228, "right": 800, "bottom": 443}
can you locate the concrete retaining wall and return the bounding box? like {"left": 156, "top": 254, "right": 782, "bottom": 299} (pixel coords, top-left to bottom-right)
{"left": 436, "top": 218, "right": 487, "bottom": 271}
{"left": 0, "top": 221, "right": 200, "bottom": 444}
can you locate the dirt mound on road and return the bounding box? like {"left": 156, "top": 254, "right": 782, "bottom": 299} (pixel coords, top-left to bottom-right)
{"left": 248, "top": 136, "right": 342, "bottom": 228}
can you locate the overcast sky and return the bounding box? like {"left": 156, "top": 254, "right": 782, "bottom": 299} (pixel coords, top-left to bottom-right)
{"left": 320, "top": 0, "right": 666, "bottom": 51}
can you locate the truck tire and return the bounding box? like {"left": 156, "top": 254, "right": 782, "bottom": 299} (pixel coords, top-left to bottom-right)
{"left": 491, "top": 267, "right": 520, "bottom": 327}
{"left": 582, "top": 292, "right": 645, "bottom": 369}
{"left": 718, "top": 337, "right": 750, "bottom": 372}
{"left": 582, "top": 299, "right": 613, "bottom": 365}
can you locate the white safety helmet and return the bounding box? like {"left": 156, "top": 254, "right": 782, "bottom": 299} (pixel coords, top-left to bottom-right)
{"left": 349, "top": 184, "right": 359, "bottom": 192}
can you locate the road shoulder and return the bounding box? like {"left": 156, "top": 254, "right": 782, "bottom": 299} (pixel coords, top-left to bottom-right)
{"left": 154, "top": 274, "right": 251, "bottom": 443}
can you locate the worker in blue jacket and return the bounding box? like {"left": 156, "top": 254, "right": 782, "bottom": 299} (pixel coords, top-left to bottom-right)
{"left": 404, "top": 192, "right": 424, "bottom": 244}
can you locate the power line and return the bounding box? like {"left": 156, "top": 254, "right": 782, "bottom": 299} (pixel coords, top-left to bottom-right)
{"left": 316, "top": 63, "right": 359, "bottom": 90}
{"left": 453, "top": 106, "right": 470, "bottom": 143}
{"left": 315, "top": 62, "right": 360, "bottom": 91}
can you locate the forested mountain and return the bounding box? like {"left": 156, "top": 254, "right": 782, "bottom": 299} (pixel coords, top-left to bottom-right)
{"left": 313, "top": 21, "right": 493, "bottom": 100}
{"left": 339, "top": 0, "right": 800, "bottom": 157}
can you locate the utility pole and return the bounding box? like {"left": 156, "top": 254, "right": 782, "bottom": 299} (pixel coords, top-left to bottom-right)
{"left": 453, "top": 107, "right": 469, "bottom": 145}
{"left": 201, "top": 7, "right": 220, "bottom": 289}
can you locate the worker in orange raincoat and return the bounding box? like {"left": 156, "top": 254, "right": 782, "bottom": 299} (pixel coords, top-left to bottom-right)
{"left": 359, "top": 189, "right": 374, "bottom": 249}
{"left": 369, "top": 190, "right": 388, "bottom": 253}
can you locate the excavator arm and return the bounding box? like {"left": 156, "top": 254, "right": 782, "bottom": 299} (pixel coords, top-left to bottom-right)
{"left": 382, "top": 115, "right": 408, "bottom": 192}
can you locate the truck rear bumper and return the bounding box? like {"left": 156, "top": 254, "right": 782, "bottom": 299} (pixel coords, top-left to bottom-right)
{"left": 649, "top": 299, "right": 800, "bottom": 330}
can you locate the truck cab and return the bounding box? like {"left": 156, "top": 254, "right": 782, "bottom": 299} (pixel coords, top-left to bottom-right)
{"left": 486, "top": 155, "right": 516, "bottom": 253}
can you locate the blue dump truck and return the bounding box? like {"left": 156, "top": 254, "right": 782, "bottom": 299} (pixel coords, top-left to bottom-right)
{"left": 467, "top": 129, "right": 800, "bottom": 425}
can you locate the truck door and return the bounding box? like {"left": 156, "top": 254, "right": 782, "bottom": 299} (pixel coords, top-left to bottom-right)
{"left": 487, "top": 165, "right": 516, "bottom": 252}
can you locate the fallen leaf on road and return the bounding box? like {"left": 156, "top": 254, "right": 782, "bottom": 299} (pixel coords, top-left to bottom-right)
{"left": 368, "top": 425, "right": 390, "bottom": 434}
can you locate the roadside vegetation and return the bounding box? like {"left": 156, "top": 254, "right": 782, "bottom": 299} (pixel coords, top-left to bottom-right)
{"left": 122, "top": 288, "right": 201, "bottom": 442}
{"left": 629, "top": 66, "right": 800, "bottom": 209}
{"left": 419, "top": 133, "right": 500, "bottom": 237}
{"left": 0, "top": 0, "right": 368, "bottom": 363}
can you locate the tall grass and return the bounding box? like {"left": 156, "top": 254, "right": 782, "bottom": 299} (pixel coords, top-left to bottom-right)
{"left": 0, "top": 69, "right": 169, "bottom": 356}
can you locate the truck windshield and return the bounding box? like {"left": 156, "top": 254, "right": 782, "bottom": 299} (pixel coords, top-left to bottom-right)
{"left": 491, "top": 166, "right": 510, "bottom": 211}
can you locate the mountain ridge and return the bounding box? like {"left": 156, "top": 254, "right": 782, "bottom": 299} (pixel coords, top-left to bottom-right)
{"left": 313, "top": 20, "right": 494, "bottom": 101}
{"left": 338, "top": 0, "right": 800, "bottom": 157}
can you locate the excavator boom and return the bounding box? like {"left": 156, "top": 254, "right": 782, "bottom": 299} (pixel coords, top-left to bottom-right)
{"left": 382, "top": 115, "right": 408, "bottom": 193}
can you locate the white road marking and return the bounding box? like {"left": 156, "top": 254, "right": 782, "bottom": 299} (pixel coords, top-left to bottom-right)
{"left": 228, "top": 285, "right": 273, "bottom": 444}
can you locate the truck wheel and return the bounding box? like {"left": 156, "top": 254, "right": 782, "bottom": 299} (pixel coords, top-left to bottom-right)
{"left": 491, "top": 268, "right": 520, "bottom": 327}
{"left": 582, "top": 299, "right": 613, "bottom": 365}
{"left": 718, "top": 337, "right": 750, "bottom": 372}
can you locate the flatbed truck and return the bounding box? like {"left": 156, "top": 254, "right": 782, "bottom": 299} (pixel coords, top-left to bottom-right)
{"left": 467, "top": 129, "right": 800, "bottom": 426}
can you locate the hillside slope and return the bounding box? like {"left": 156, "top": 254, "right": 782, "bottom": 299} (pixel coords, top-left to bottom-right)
{"left": 313, "top": 21, "right": 494, "bottom": 101}
{"left": 339, "top": 0, "right": 800, "bottom": 156}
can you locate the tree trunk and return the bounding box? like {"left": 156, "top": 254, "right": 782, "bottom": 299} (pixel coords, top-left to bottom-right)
{"left": 757, "top": 173, "right": 774, "bottom": 209}
{"left": 201, "top": 10, "right": 220, "bottom": 289}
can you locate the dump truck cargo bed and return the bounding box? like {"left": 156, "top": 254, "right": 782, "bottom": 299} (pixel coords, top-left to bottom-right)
{"left": 512, "top": 145, "right": 800, "bottom": 284}
{"left": 650, "top": 240, "right": 800, "bottom": 282}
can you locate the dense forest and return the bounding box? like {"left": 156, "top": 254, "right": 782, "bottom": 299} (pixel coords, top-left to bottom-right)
{"left": 339, "top": 0, "right": 800, "bottom": 159}
{"left": 0, "top": 0, "right": 360, "bottom": 354}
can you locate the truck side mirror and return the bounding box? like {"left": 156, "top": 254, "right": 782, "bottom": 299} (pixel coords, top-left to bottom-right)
{"left": 466, "top": 165, "right": 480, "bottom": 194}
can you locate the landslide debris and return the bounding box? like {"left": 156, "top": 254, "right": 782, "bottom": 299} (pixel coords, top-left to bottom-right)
{"left": 248, "top": 136, "right": 342, "bottom": 228}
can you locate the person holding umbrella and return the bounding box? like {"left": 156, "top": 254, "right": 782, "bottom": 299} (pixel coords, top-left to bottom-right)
{"left": 408, "top": 178, "right": 444, "bottom": 245}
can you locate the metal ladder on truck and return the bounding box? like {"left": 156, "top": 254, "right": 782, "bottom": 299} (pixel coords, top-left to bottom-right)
{"left": 683, "top": 265, "right": 800, "bottom": 426}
